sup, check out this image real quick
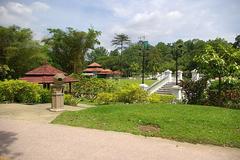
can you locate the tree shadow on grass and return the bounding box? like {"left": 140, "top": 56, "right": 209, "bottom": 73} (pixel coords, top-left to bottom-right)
{"left": 0, "top": 131, "right": 22, "bottom": 159}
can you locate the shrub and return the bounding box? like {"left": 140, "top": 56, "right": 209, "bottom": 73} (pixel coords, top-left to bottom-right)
{"left": 207, "top": 78, "right": 240, "bottom": 108}
{"left": 95, "top": 92, "right": 117, "bottom": 104}
{"left": 73, "top": 77, "right": 116, "bottom": 101}
{"left": 148, "top": 93, "right": 175, "bottom": 103}
{"left": 64, "top": 94, "right": 79, "bottom": 106}
{"left": 117, "top": 84, "right": 148, "bottom": 103}
{"left": 180, "top": 77, "right": 208, "bottom": 104}
{"left": 0, "top": 80, "right": 42, "bottom": 104}
{"left": 159, "top": 94, "right": 176, "bottom": 103}
{"left": 148, "top": 93, "right": 161, "bottom": 103}
{"left": 39, "top": 89, "right": 51, "bottom": 103}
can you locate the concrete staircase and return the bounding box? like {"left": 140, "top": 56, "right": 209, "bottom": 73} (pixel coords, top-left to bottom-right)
{"left": 144, "top": 69, "right": 201, "bottom": 100}
{"left": 156, "top": 82, "right": 176, "bottom": 94}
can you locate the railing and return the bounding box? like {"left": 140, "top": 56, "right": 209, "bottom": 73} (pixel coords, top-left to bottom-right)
{"left": 147, "top": 75, "right": 170, "bottom": 94}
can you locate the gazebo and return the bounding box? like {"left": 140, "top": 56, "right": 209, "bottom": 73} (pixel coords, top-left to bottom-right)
{"left": 83, "top": 62, "right": 123, "bottom": 78}
{"left": 83, "top": 62, "right": 104, "bottom": 76}
{"left": 98, "top": 69, "right": 113, "bottom": 78}
{"left": 19, "top": 64, "right": 78, "bottom": 92}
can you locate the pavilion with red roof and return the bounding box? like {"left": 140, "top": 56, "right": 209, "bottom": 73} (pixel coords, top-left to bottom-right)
{"left": 19, "top": 64, "right": 78, "bottom": 92}
{"left": 83, "top": 62, "right": 122, "bottom": 78}
{"left": 83, "top": 62, "right": 104, "bottom": 76}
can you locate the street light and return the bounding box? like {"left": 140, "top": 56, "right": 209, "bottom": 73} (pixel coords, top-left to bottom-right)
{"left": 139, "top": 40, "right": 149, "bottom": 84}
{"left": 175, "top": 44, "right": 183, "bottom": 85}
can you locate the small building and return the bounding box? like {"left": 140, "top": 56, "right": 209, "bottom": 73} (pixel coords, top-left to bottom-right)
{"left": 82, "top": 62, "right": 104, "bottom": 77}
{"left": 19, "top": 64, "right": 78, "bottom": 92}
{"left": 97, "top": 69, "right": 113, "bottom": 78}
{"left": 83, "top": 62, "right": 122, "bottom": 78}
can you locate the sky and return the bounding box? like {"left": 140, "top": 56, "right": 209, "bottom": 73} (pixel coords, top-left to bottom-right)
{"left": 0, "top": 0, "right": 239, "bottom": 49}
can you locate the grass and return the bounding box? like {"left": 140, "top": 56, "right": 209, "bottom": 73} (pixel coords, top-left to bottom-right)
{"left": 107, "top": 78, "right": 157, "bottom": 87}
{"left": 52, "top": 103, "right": 240, "bottom": 148}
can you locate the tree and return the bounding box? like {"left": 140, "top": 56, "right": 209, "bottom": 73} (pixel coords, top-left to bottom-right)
{"left": 194, "top": 38, "right": 240, "bottom": 104}
{"left": 0, "top": 64, "right": 13, "bottom": 80}
{"left": 111, "top": 33, "right": 130, "bottom": 54}
{"left": 44, "top": 27, "right": 101, "bottom": 73}
{"left": 233, "top": 35, "right": 240, "bottom": 49}
{"left": 86, "top": 46, "right": 108, "bottom": 63}
{"left": 0, "top": 25, "right": 47, "bottom": 78}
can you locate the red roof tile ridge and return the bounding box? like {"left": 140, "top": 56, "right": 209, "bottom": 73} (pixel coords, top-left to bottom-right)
{"left": 25, "top": 64, "right": 66, "bottom": 76}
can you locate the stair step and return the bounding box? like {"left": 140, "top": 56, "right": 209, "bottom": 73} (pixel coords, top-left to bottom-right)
{"left": 157, "top": 90, "right": 171, "bottom": 93}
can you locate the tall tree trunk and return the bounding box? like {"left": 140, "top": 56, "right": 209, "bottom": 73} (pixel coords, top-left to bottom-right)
{"left": 73, "top": 54, "right": 81, "bottom": 73}
{"left": 218, "top": 75, "right": 222, "bottom": 106}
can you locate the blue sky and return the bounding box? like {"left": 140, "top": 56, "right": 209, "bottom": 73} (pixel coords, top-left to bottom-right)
{"left": 0, "top": 0, "right": 239, "bottom": 49}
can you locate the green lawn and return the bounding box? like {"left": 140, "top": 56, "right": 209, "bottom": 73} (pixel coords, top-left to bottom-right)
{"left": 52, "top": 103, "right": 240, "bottom": 148}
{"left": 108, "top": 78, "right": 157, "bottom": 87}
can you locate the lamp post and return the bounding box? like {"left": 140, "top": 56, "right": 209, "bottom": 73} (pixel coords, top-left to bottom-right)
{"left": 175, "top": 44, "right": 183, "bottom": 85}
{"left": 139, "top": 40, "right": 149, "bottom": 84}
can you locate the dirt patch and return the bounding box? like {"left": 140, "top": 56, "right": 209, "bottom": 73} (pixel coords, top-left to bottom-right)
{"left": 138, "top": 124, "right": 160, "bottom": 133}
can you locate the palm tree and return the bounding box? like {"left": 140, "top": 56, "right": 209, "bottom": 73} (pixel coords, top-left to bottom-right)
{"left": 111, "top": 33, "right": 130, "bottom": 54}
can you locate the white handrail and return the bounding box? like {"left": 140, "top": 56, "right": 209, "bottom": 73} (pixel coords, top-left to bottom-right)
{"left": 147, "top": 75, "right": 169, "bottom": 94}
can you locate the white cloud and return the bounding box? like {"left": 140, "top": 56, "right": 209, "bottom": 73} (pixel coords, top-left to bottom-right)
{"left": 166, "top": 10, "right": 183, "bottom": 19}
{"left": 99, "top": 0, "right": 239, "bottom": 49}
{"left": 31, "top": 2, "right": 50, "bottom": 11}
{"left": 6, "top": 2, "right": 32, "bottom": 15}
{"left": 0, "top": 2, "right": 50, "bottom": 25}
{"left": 0, "top": 1, "right": 50, "bottom": 39}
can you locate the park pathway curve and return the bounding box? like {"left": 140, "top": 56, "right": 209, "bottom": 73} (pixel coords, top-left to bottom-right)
{"left": 0, "top": 118, "right": 240, "bottom": 160}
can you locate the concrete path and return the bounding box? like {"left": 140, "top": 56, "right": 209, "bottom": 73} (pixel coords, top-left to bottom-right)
{"left": 0, "top": 118, "right": 240, "bottom": 160}
{"left": 0, "top": 103, "right": 240, "bottom": 160}
{"left": 0, "top": 103, "right": 93, "bottom": 123}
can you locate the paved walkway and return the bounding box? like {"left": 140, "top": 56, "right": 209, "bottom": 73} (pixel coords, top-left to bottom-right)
{"left": 0, "top": 103, "right": 240, "bottom": 160}
{"left": 0, "top": 103, "right": 92, "bottom": 123}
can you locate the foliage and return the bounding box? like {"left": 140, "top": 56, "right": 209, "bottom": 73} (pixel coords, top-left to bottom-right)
{"left": 194, "top": 39, "right": 240, "bottom": 104}
{"left": 39, "top": 89, "right": 51, "bottom": 103}
{"left": 44, "top": 27, "right": 101, "bottom": 73}
{"left": 64, "top": 94, "right": 79, "bottom": 106}
{"left": 95, "top": 92, "right": 117, "bottom": 104}
{"left": 0, "top": 64, "right": 13, "bottom": 80}
{"left": 0, "top": 80, "right": 42, "bottom": 104}
{"left": 111, "top": 33, "right": 131, "bottom": 53}
{"left": 180, "top": 78, "right": 208, "bottom": 104}
{"left": 207, "top": 78, "right": 240, "bottom": 108}
{"left": 147, "top": 93, "right": 175, "bottom": 103}
{"left": 53, "top": 103, "right": 240, "bottom": 148}
{"left": 117, "top": 84, "right": 149, "bottom": 103}
{"left": 86, "top": 46, "right": 108, "bottom": 63}
{"left": 147, "top": 93, "right": 161, "bottom": 103}
{"left": 159, "top": 94, "right": 176, "bottom": 103}
{"left": 233, "top": 35, "right": 240, "bottom": 49}
{"left": 73, "top": 77, "right": 116, "bottom": 101}
{"left": 0, "top": 25, "right": 48, "bottom": 78}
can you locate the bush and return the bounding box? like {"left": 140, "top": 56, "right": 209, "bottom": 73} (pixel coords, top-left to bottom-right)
{"left": 148, "top": 93, "right": 175, "bottom": 103}
{"left": 0, "top": 80, "right": 43, "bottom": 104}
{"left": 180, "top": 78, "right": 208, "bottom": 104}
{"left": 159, "top": 94, "right": 176, "bottom": 103}
{"left": 207, "top": 78, "right": 240, "bottom": 108}
{"left": 95, "top": 92, "right": 117, "bottom": 104}
{"left": 73, "top": 77, "right": 116, "bottom": 101}
{"left": 39, "top": 89, "right": 51, "bottom": 103}
{"left": 64, "top": 94, "right": 79, "bottom": 106}
{"left": 148, "top": 93, "right": 161, "bottom": 103}
{"left": 117, "top": 84, "right": 148, "bottom": 103}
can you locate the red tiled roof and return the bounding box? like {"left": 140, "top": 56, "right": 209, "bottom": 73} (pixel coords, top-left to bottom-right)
{"left": 26, "top": 64, "right": 66, "bottom": 76}
{"left": 19, "top": 76, "right": 78, "bottom": 84}
{"left": 113, "top": 70, "right": 122, "bottom": 75}
{"left": 83, "top": 68, "right": 104, "bottom": 72}
{"left": 88, "top": 62, "right": 102, "bottom": 67}
{"left": 98, "top": 69, "right": 113, "bottom": 75}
